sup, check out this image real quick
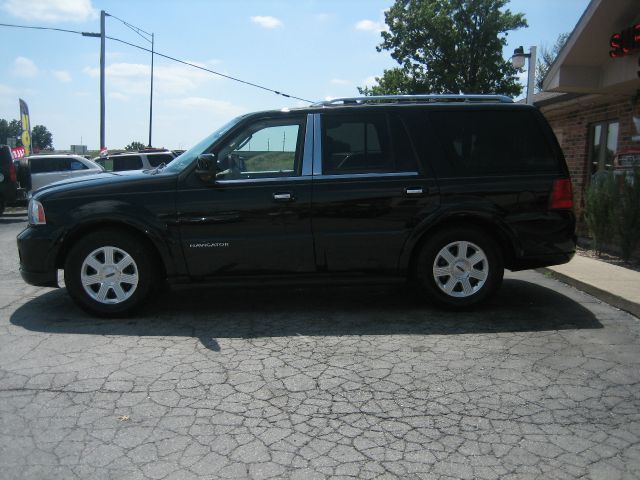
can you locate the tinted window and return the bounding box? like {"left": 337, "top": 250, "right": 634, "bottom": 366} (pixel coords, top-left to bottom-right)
{"left": 429, "top": 110, "right": 559, "bottom": 176}
{"left": 322, "top": 113, "right": 418, "bottom": 174}
{"left": 112, "top": 156, "right": 143, "bottom": 171}
{"left": 30, "top": 157, "right": 70, "bottom": 173}
{"left": 147, "top": 154, "right": 174, "bottom": 167}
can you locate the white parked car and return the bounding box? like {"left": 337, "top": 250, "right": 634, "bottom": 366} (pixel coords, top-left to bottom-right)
{"left": 28, "top": 154, "right": 104, "bottom": 192}
{"left": 95, "top": 150, "right": 176, "bottom": 172}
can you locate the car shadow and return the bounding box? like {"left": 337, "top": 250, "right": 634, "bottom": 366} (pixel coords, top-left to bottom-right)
{"left": 10, "top": 277, "right": 602, "bottom": 352}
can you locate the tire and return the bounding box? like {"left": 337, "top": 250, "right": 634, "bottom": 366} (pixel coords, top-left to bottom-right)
{"left": 414, "top": 227, "right": 504, "bottom": 308}
{"left": 0, "top": 196, "right": 5, "bottom": 216}
{"left": 64, "top": 229, "right": 155, "bottom": 317}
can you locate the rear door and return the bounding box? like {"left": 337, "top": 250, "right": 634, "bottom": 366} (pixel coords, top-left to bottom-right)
{"left": 311, "top": 110, "right": 439, "bottom": 273}
{"left": 30, "top": 157, "right": 69, "bottom": 190}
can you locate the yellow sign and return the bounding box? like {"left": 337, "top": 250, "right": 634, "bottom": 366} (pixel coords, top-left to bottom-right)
{"left": 19, "top": 99, "right": 31, "bottom": 156}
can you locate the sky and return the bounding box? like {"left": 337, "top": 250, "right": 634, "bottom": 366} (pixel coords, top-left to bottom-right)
{"left": 0, "top": 0, "right": 591, "bottom": 151}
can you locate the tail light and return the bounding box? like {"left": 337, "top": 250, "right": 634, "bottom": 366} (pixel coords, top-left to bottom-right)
{"left": 549, "top": 178, "right": 573, "bottom": 210}
{"left": 9, "top": 160, "right": 17, "bottom": 183}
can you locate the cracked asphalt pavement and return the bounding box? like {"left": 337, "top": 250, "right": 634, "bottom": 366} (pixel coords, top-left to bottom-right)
{"left": 1, "top": 212, "right": 640, "bottom": 479}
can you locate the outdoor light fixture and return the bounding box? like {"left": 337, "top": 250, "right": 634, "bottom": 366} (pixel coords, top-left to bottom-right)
{"left": 511, "top": 45, "right": 537, "bottom": 105}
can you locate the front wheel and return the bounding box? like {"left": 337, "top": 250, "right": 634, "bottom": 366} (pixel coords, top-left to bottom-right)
{"left": 414, "top": 227, "right": 504, "bottom": 308}
{"left": 64, "top": 229, "right": 155, "bottom": 316}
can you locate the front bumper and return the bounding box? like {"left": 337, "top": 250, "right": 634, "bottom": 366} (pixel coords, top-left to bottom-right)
{"left": 19, "top": 267, "right": 58, "bottom": 287}
{"left": 17, "top": 226, "right": 61, "bottom": 287}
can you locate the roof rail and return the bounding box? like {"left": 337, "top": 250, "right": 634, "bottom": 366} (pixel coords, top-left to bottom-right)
{"left": 314, "top": 94, "right": 513, "bottom": 106}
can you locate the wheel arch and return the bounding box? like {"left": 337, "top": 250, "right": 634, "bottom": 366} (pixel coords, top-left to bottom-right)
{"left": 403, "top": 214, "right": 518, "bottom": 277}
{"left": 55, "top": 220, "right": 168, "bottom": 279}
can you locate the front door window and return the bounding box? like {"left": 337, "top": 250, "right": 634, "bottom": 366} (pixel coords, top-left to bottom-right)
{"left": 216, "top": 120, "right": 304, "bottom": 180}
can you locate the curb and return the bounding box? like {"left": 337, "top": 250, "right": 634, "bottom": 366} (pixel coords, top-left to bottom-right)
{"left": 540, "top": 268, "right": 640, "bottom": 319}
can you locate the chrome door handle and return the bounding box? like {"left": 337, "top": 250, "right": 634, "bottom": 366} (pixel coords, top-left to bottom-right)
{"left": 405, "top": 187, "right": 424, "bottom": 196}
{"left": 273, "top": 192, "right": 293, "bottom": 202}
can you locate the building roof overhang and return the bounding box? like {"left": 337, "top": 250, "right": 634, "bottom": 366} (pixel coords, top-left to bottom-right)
{"left": 542, "top": 0, "right": 640, "bottom": 95}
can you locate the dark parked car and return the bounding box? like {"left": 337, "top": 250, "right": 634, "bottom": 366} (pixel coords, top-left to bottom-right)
{"left": 0, "top": 145, "right": 26, "bottom": 214}
{"left": 17, "top": 95, "right": 576, "bottom": 316}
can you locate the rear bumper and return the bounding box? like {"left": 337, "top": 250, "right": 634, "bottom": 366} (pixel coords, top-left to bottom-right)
{"left": 508, "top": 250, "right": 575, "bottom": 271}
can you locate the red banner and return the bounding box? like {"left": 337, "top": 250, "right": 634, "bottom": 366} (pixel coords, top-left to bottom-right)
{"left": 10, "top": 147, "right": 25, "bottom": 159}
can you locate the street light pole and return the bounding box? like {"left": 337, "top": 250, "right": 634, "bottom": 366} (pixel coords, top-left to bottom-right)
{"left": 511, "top": 45, "right": 537, "bottom": 105}
{"left": 148, "top": 33, "right": 154, "bottom": 148}
{"left": 100, "top": 10, "right": 106, "bottom": 150}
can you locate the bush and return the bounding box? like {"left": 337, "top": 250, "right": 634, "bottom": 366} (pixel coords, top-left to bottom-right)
{"left": 584, "top": 172, "right": 617, "bottom": 255}
{"left": 616, "top": 169, "right": 640, "bottom": 261}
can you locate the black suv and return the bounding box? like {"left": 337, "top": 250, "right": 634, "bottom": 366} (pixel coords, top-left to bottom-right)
{"left": 17, "top": 95, "right": 576, "bottom": 316}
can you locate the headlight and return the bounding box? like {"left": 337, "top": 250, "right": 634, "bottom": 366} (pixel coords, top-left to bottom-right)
{"left": 28, "top": 199, "right": 46, "bottom": 225}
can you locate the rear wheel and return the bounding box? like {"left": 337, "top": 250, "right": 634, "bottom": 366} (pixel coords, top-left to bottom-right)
{"left": 64, "top": 229, "right": 155, "bottom": 316}
{"left": 415, "top": 227, "right": 503, "bottom": 308}
{"left": 0, "top": 196, "right": 5, "bottom": 216}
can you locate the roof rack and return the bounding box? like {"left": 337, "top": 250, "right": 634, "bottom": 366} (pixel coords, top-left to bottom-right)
{"left": 314, "top": 94, "right": 513, "bottom": 106}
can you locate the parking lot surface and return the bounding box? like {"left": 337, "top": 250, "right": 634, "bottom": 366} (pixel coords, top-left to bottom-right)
{"left": 1, "top": 213, "right": 639, "bottom": 479}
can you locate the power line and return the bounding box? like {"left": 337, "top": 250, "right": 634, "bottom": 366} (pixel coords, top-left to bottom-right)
{"left": 0, "top": 21, "right": 313, "bottom": 103}
{"left": 0, "top": 22, "right": 87, "bottom": 36}
{"left": 107, "top": 13, "right": 152, "bottom": 44}
{"left": 106, "top": 35, "right": 313, "bottom": 103}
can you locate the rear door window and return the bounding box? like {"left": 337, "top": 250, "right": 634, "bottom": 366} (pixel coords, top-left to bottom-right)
{"left": 30, "top": 157, "right": 69, "bottom": 173}
{"left": 112, "top": 156, "right": 143, "bottom": 171}
{"left": 429, "top": 110, "right": 559, "bottom": 177}
{"left": 322, "top": 113, "right": 418, "bottom": 174}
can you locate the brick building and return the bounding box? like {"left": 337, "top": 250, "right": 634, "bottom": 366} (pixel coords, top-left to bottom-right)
{"left": 536, "top": 0, "right": 640, "bottom": 218}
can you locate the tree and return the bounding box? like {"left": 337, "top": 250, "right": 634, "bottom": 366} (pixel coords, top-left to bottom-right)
{"left": 535, "top": 32, "right": 569, "bottom": 92}
{"left": 359, "top": 0, "right": 527, "bottom": 97}
{"left": 125, "top": 141, "right": 146, "bottom": 151}
{"left": 31, "top": 125, "right": 53, "bottom": 150}
{"left": 0, "top": 118, "right": 22, "bottom": 145}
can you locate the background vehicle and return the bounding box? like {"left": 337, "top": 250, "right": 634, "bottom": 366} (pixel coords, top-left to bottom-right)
{"left": 95, "top": 149, "right": 176, "bottom": 172}
{"left": 17, "top": 95, "right": 576, "bottom": 316}
{"left": 0, "top": 145, "right": 19, "bottom": 215}
{"left": 27, "top": 154, "right": 103, "bottom": 192}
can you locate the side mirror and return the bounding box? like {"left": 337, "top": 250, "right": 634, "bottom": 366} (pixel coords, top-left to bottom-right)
{"left": 195, "top": 153, "right": 216, "bottom": 182}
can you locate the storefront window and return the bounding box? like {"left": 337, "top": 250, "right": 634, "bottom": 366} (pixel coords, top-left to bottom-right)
{"left": 589, "top": 120, "right": 618, "bottom": 175}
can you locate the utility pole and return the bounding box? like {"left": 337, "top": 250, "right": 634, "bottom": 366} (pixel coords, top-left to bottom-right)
{"left": 148, "top": 33, "right": 154, "bottom": 148}
{"left": 100, "top": 10, "right": 106, "bottom": 150}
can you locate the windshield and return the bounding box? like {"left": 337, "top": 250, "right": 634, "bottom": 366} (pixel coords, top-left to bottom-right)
{"left": 163, "top": 115, "right": 248, "bottom": 174}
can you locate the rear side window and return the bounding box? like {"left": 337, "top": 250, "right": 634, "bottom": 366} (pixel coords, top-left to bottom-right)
{"left": 112, "top": 156, "right": 143, "bottom": 171}
{"left": 322, "top": 113, "right": 417, "bottom": 174}
{"left": 30, "top": 157, "right": 70, "bottom": 173}
{"left": 429, "top": 110, "right": 559, "bottom": 177}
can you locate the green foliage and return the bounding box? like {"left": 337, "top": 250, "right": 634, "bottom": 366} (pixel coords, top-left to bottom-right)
{"left": 31, "top": 124, "right": 53, "bottom": 150}
{"left": 125, "top": 141, "right": 146, "bottom": 151}
{"left": 584, "top": 172, "right": 617, "bottom": 255}
{"left": 535, "top": 32, "right": 569, "bottom": 92}
{"left": 0, "top": 118, "right": 22, "bottom": 145}
{"left": 242, "top": 151, "right": 294, "bottom": 172}
{"left": 358, "top": 0, "right": 527, "bottom": 96}
{"left": 615, "top": 169, "right": 640, "bottom": 261}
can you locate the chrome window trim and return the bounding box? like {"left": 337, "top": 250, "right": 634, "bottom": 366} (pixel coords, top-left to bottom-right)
{"left": 216, "top": 176, "right": 313, "bottom": 185}
{"left": 312, "top": 114, "right": 322, "bottom": 176}
{"left": 314, "top": 171, "right": 420, "bottom": 181}
{"left": 301, "top": 114, "right": 315, "bottom": 177}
